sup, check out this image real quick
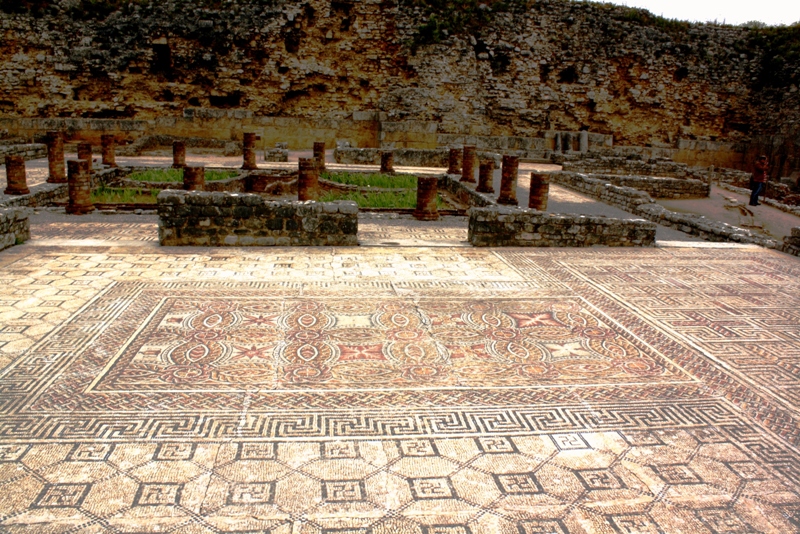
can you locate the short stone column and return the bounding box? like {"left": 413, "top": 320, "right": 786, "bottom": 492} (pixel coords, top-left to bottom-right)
{"left": 313, "top": 142, "right": 326, "bottom": 171}
{"left": 447, "top": 148, "right": 461, "bottom": 174}
{"left": 66, "top": 159, "right": 94, "bottom": 215}
{"left": 529, "top": 172, "right": 550, "bottom": 210}
{"left": 579, "top": 131, "right": 589, "bottom": 154}
{"left": 563, "top": 132, "right": 573, "bottom": 153}
{"left": 298, "top": 157, "right": 320, "bottom": 201}
{"left": 4, "top": 156, "right": 30, "bottom": 195}
{"left": 101, "top": 134, "right": 117, "bottom": 167}
{"left": 46, "top": 131, "right": 66, "bottom": 184}
{"left": 476, "top": 160, "right": 495, "bottom": 194}
{"left": 461, "top": 145, "right": 476, "bottom": 183}
{"left": 77, "top": 142, "right": 93, "bottom": 173}
{"left": 183, "top": 166, "right": 205, "bottom": 191}
{"left": 414, "top": 176, "right": 439, "bottom": 221}
{"left": 380, "top": 151, "right": 394, "bottom": 173}
{"left": 553, "top": 133, "right": 562, "bottom": 154}
{"left": 172, "top": 140, "right": 186, "bottom": 168}
{"left": 242, "top": 133, "right": 259, "bottom": 170}
{"left": 497, "top": 155, "right": 519, "bottom": 205}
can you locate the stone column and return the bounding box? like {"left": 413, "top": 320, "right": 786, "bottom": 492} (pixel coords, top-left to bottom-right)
{"left": 313, "top": 142, "right": 326, "bottom": 171}
{"left": 66, "top": 159, "right": 94, "bottom": 215}
{"left": 242, "top": 133, "right": 259, "bottom": 170}
{"left": 497, "top": 155, "right": 519, "bottom": 205}
{"left": 447, "top": 148, "right": 461, "bottom": 175}
{"left": 461, "top": 145, "right": 476, "bottom": 183}
{"left": 183, "top": 166, "right": 205, "bottom": 191}
{"left": 3, "top": 155, "right": 30, "bottom": 195}
{"left": 298, "top": 157, "right": 319, "bottom": 201}
{"left": 101, "top": 134, "right": 117, "bottom": 167}
{"left": 77, "top": 142, "right": 93, "bottom": 173}
{"left": 414, "top": 176, "right": 439, "bottom": 221}
{"left": 46, "top": 131, "right": 66, "bottom": 184}
{"left": 172, "top": 140, "right": 186, "bottom": 168}
{"left": 476, "top": 160, "right": 495, "bottom": 194}
{"left": 529, "top": 172, "right": 550, "bottom": 210}
{"left": 380, "top": 151, "right": 394, "bottom": 173}
{"left": 579, "top": 130, "right": 589, "bottom": 154}
{"left": 563, "top": 132, "right": 573, "bottom": 153}
{"left": 554, "top": 133, "right": 562, "bottom": 154}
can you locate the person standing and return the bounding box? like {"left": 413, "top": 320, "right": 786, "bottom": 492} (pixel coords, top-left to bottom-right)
{"left": 749, "top": 155, "right": 769, "bottom": 206}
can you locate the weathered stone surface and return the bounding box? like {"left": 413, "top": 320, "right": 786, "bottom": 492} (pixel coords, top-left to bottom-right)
{"left": 242, "top": 133, "right": 259, "bottom": 170}
{"left": 476, "top": 161, "right": 495, "bottom": 194}
{"left": 447, "top": 148, "right": 461, "bottom": 175}
{"left": 101, "top": 134, "right": 117, "bottom": 168}
{"left": 414, "top": 176, "right": 439, "bottom": 221}
{"left": 4, "top": 155, "right": 30, "bottom": 195}
{"left": 497, "top": 155, "right": 519, "bottom": 205}
{"left": 46, "top": 132, "right": 66, "bottom": 183}
{"left": 0, "top": 207, "right": 30, "bottom": 251}
{"left": 334, "top": 147, "right": 501, "bottom": 168}
{"left": 66, "top": 159, "right": 94, "bottom": 215}
{"left": 551, "top": 170, "right": 783, "bottom": 249}
{"left": 158, "top": 190, "right": 358, "bottom": 246}
{"left": 0, "top": 0, "right": 794, "bottom": 160}
{"left": 313, "top": 142, "right": 326, "bottom": 171}
{"left": 298, "top": 157, "right": 319, "bottom": 201}
{"left": 173, "top": 140, "right": 186, "bottom": 168}
{"left": 77, "top": 143, "right": 93, "bottom": 173}
{"left": 528, "top": 172, "right": 550, "bottom": 210}
{"left": 469, "top": 206, "right": 656, "bottom": 247}
{"left": 461, "top": 146, "right": 477, "bottom": 183}
{"left": 380, "top": 151, "right": 394, "bottom": 173}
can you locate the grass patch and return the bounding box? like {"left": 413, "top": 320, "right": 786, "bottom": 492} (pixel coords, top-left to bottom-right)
{"left": 321, "top": 171, "right": 419, "bottom": 189}
{"left": 319, "top": 190, "right": 448, "bottom": 209}
{"left": 127, "top": 168, "right": 238, "bottom": 183}
{"left": 91, "top": 186, "right": 159, "bottom": 204}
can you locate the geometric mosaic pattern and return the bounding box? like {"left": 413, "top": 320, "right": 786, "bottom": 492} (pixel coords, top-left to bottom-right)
{"left": 1, "top": 228, "right": 799, "bottom": 532}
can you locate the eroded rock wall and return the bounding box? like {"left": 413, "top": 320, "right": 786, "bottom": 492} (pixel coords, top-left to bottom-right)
{"left": 0, "top": 0, "right": 797, "bottom": 169}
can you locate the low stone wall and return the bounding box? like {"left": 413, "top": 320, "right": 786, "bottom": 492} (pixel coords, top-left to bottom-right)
{"left": 438, "top": 175, "right": 494, "bottom": 208}
{"left": 0, "top": 207, "right": 30, "bottom": 251}
{"left": 0, "top": 143, "right": 46, "bottom": 161}
{"left": 468, "top": 206, "right": 656, "bottom": 247}
{"left": 717, "top": 182, "right": 800, "bottom": 217}
{"left": 1, "top": 167, "right": 121, "bottom": 209}
{"left": 551, "top": 171, "right": 781, "bottom": 248}
{"left": 579, "top": 173, "right": 709, "bottom": 199}
{"left": 157, "top": 190, "right": 358, "bottom": 246}
{"left": 561, "top": 156, "right": 707, "bottom": 180}
{"left": 334, "top": 147, "right": 502, "bottom": 168}
{"left": 783, "top": 228, "right": 800, "bottom": 256}
{"left": 118, "top": 135, "right": 240, "bottom": 156}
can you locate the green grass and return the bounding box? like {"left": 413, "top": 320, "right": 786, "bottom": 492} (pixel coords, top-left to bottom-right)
{"left": 91, "top": 186, "right": 159, "bottom": 204}
{"left": 127, "top": 168, "right": 238, "bottom": 183}
{"left": 321, "top": 171, "right": 419, "bottom": 189}
{"left": 319, "top": 190, "right": 449, "bottom": 209}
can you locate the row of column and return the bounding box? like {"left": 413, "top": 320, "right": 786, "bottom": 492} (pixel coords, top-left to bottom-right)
{"left": 43, "top": 132, "right": 118, "bottom": 185}
{"left": 448, "top": 145, "right": 551, "bottom": 209}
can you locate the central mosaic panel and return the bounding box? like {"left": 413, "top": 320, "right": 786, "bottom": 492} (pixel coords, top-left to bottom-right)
{"left": 86, "top": 295, "right": 687, "bottom": 392}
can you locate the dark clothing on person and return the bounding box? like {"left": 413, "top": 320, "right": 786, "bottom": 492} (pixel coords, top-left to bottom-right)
{"left": 749, "top": 158, "right": 769, "bottom": 206}
{"left": 750, "top": 182, "right": 765, "bottom": 206}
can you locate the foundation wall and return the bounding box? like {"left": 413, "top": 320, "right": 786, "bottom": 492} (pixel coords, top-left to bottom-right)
{"left": 468, "top": 207, "right": 656, "bottom": 247}
{"left": 0, "top": 207, "right": 29, "bottom": 251}
{"left": 157, "top": 191, "right": 358, "bottom": 246}
{"left": 0, "top": 143, "right": 47, "bottom": 161}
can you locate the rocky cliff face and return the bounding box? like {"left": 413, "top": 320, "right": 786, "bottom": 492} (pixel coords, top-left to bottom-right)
{"left": 0, "top": 0, "right": 798, "bottom": 150}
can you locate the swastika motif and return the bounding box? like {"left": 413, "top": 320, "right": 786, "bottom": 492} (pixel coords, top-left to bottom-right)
{"left": 0, "top": 236, "right": 799, "bottom": 532}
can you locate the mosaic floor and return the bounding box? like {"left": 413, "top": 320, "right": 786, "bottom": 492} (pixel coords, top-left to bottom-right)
{"left": 1, "top": 225, "right": 799, "bottom": 533}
